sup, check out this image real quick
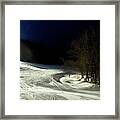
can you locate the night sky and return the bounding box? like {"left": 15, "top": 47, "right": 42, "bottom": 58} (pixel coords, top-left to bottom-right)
{"left": 20, "top": 20, "right": 100, "bottom": 65}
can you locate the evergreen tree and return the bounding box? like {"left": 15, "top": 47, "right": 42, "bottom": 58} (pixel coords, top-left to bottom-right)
{"left": 64, "top": 27, "right": 100, "bottom": 85}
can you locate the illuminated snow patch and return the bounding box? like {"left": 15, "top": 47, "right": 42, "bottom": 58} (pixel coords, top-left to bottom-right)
{"left": 20, "top": 62, "right": 100, "bottom": 100}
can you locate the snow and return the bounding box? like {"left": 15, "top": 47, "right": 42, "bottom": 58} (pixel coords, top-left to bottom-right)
{"left": 20, "top": 62, "right": 100, "bottom": 100}
{"left": 60, "top": 75, "right": 96, "bottom": 89}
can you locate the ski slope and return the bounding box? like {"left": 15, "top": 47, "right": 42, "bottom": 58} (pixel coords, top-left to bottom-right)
{"left": 20, "top": 62, "right": 100, "bottom": 100}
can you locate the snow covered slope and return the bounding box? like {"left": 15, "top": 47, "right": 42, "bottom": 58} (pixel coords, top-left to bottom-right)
{"left": 20, "top": 62, "right": 100, "bottom": 100}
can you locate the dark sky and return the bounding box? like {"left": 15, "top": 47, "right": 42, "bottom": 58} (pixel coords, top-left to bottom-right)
{"left": 20, "top": 20, "right": 99, "bottom": 48}
{"left": 20, "top": 20, "right": 100, "bottom": 64}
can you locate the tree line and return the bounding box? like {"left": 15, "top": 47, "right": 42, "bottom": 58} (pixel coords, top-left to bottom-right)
{"left": 64, "top": 26, "right": 100, "bottom": 85}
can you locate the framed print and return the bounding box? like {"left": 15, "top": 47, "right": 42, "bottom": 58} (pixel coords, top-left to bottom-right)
{"left": 0, "top": 0, "right": 120, "bottom": 119}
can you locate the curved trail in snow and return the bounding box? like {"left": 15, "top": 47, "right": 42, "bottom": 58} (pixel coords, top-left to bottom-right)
{"left": 20, "top": 62, "right": 100, "bottom": 100}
